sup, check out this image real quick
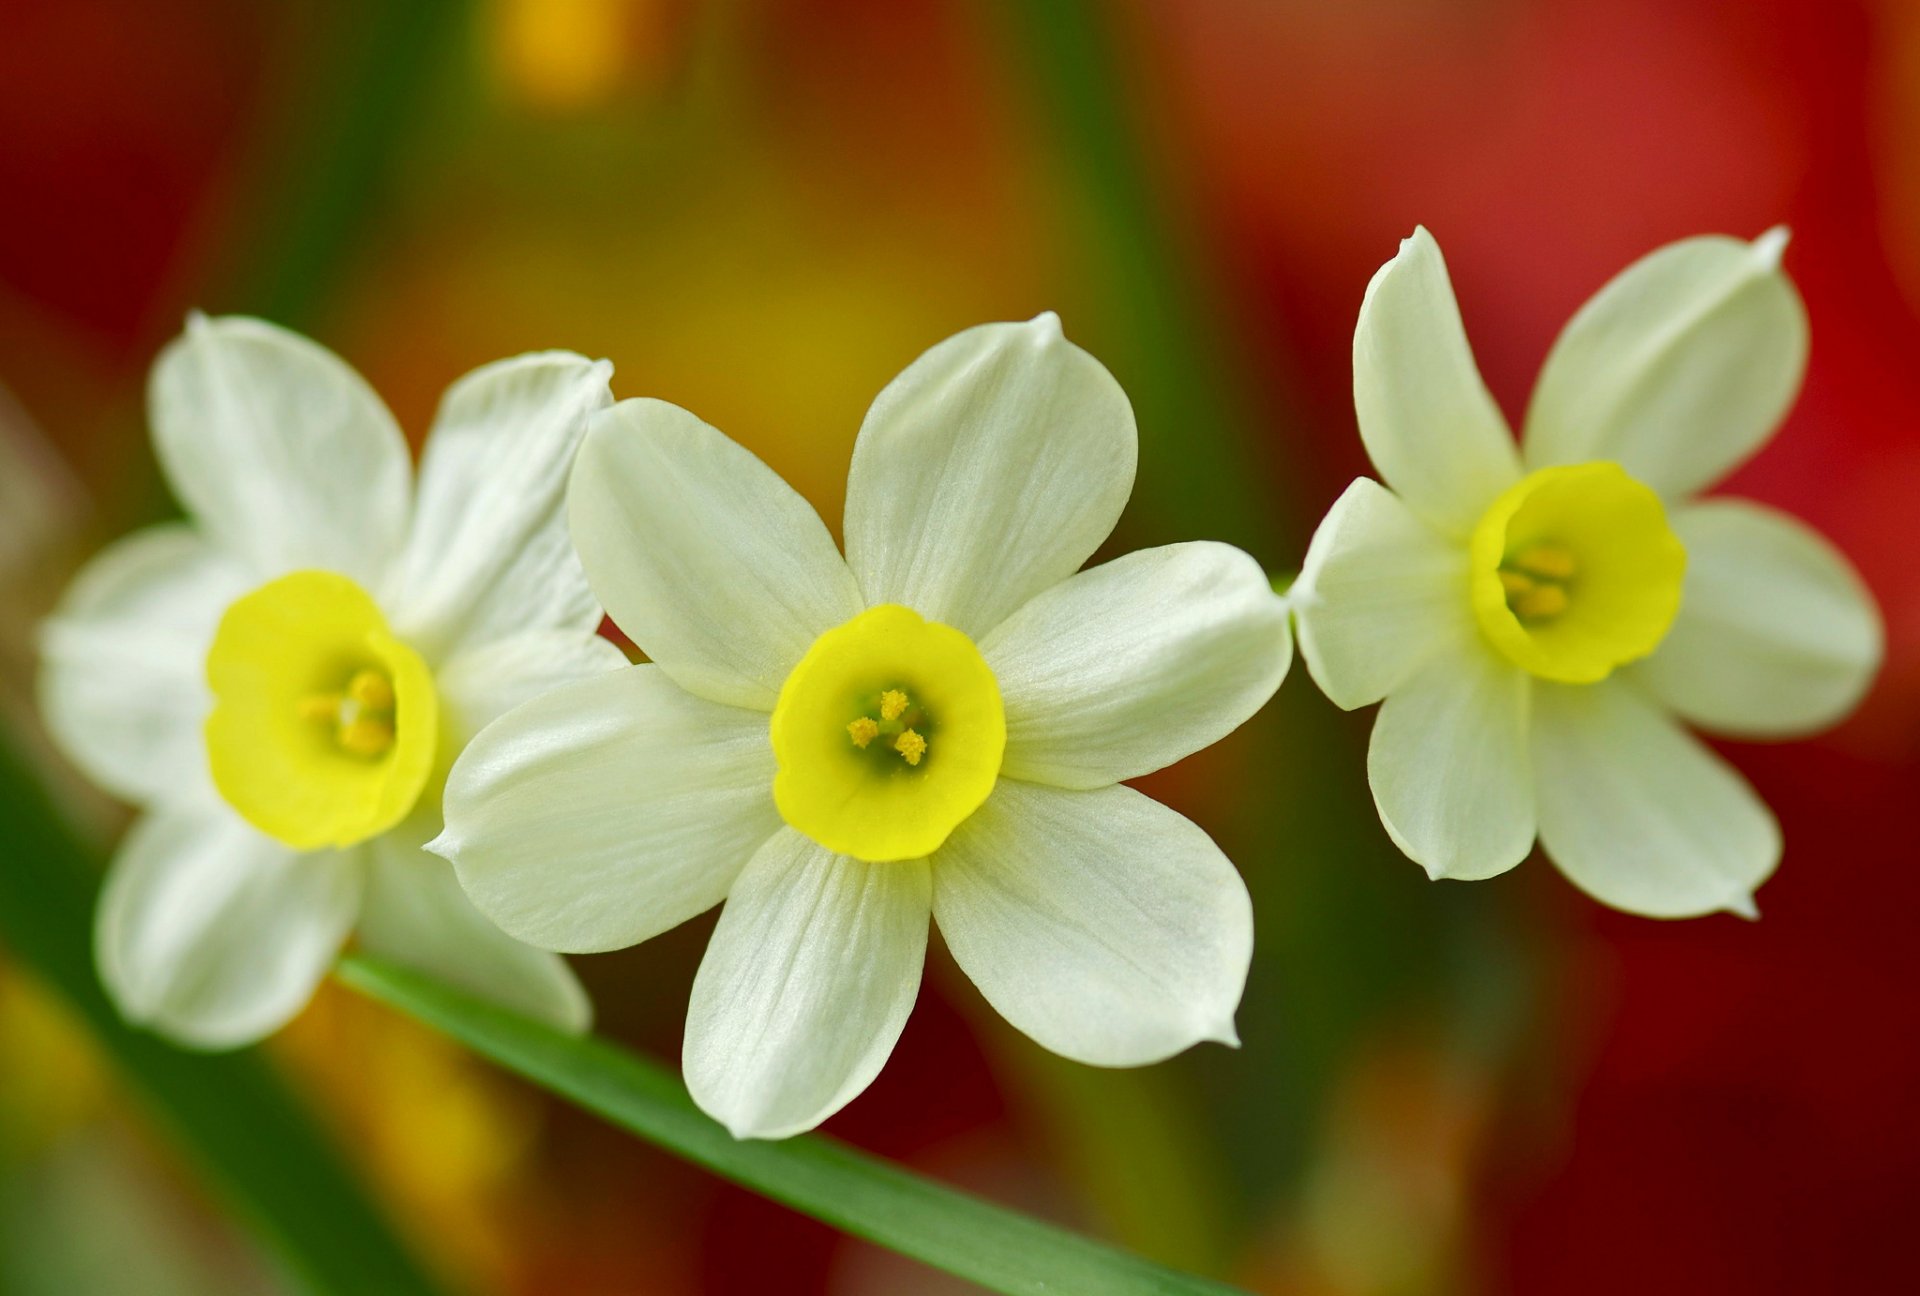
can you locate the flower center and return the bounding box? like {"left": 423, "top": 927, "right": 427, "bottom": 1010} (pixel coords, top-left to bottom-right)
{"left": 770, "top": 604, "right": 1004, "bottom": 863}
{"left": 845, "top": 687, "right": 931, "bottom": 767}
{"left": 1467, "top": 462, "right": 1686, "bottom": 684}
{"left": 204, "top": 570, "right": 439, "bottom": 850}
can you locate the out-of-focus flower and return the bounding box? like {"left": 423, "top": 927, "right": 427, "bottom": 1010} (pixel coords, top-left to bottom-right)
{"left": 1292, "top": 228, "right": 1882, "bottom": 917}
{"left": 0, "top": 967, "right": 109, "bottom": 1161}
{"left": 275, "top": 984, "right": 549, "bottom": 1292}
{"left": 433, "top": 313, "right": 1290, "bottom": 1139}
{"left": 488, "top": 0, "right": 665, "bottom": 114}
{"left": 38, "top": 316, "right": 623, "bottom": 1047}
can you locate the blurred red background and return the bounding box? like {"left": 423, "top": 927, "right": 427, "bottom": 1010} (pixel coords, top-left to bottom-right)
{"left": 2, "top": 1, "right": 1916, "bottom": 1293}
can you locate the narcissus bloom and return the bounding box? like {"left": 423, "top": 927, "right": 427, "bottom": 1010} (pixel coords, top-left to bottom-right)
{"left": 1292, "top": 228, "right": 1882, "bottom": 917}
{"left": 39, "top": 316, "right": 623, "bottom": 1047}
{"left": 433, "top": 314, "right": 1289, "bottom": 1138}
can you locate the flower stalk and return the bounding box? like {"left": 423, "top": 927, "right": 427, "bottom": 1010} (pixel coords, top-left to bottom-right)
{"left": 338, "top": 952, "right": 1251, "bottom": 1296}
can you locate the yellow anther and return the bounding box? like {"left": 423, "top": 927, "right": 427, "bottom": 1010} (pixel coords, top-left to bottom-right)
{"left": 847, "top": 716, "right": 880, "bottom": 748}
{"left": 337, "top": 715, "right": 396, "bottom": 759}
{"left": 298, "top": 693, "right": 343, "bottom": 724}
{"left": 879, "top": 689, "right": 908, "bottom": 722}
{"left": 1498, "top": 570, "right": 1535, "bottom": 598}
{"left": 1511, "top": 543, "right": 1577, "bottom": 581}
{"left": 893, "top": 728, "right": 927, "bottom": 766}
{"left": 1513, "top": 584, "right": 1570, "bottom": 621}
{"left": 346, "top": 668, "right": 395, "bottom": 711}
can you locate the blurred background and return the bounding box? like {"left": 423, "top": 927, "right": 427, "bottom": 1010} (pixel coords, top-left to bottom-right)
{"left": 2, "top": 0, "right": 1917, "bottom": 1292}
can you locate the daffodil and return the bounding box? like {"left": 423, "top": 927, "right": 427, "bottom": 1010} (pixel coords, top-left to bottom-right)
{"left": 39, "top": 315, "right": 625, "bottom": 1047}
{"left": 432, "top": 313, "right": 1289, "bottom": 1138}
{"left": 1292, "top": 228, "right": 1882, "bottom": 917}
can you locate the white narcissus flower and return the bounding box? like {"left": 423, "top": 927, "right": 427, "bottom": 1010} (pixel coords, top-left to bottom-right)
{"left": 1291, "top": 228, "right": 1883, "bottom": 917}
{"left": 39, "top": 315, "right": 626, "bottom": 1047}
{"left": 432, "top": 313, "right": 1290, "bottom": 1139}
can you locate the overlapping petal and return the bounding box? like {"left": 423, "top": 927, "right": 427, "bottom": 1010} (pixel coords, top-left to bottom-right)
{"left": 435, "top": 629, "right": 629, "bottom": 750}
{"left": 1352, "top": 228, "right": 1521, "bottom": 536}
{"left": 95, "top": 806, "right": 363, "bottom": 1049}
{"left": 360, "top": 828, "right": 591, "bottom": 1033}
{"left": 1367, "top": 640, "right": 1534, "bottom": 881}
{"left": 569, "top": 399, "right": 863, "bottom": 710}
{"left": 1532, "top": 679, "right": 1778, "bottom": 917}
{"left": 982, "top": 542, "right": 1289, "bottom": 790}
{"left": 843, "top": 314, "right": 1136, "bottom": 639}
{"left": 432, "top": 665, "right": 778, "bottom": 954}
{"left": 389, "top": 352, "right": 614, "bottom": 659}
{"left": 1632, "top": 499, "right": 1881, "bottom": 738}
{"left": 684, "top": 830, "right": 929, "bottom": 1139}
{"left": 1292, "top": 477, "right": 1475, "bottom": 710}
{"left": 1523, "top": 230, "right": 1808, "bottom": 497}
{"left": 932, "top": 781, "right": 1250, "bottom": 1067}
{"left": 149, "top": 315, "right": 410, "bottom": 587}
{"left": 39, "top": 523, "right": 251, "bottom": 804}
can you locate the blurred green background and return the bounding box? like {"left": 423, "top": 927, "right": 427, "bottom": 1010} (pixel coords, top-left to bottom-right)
{"left": 3, "top": 1, "right": 1916, "bottom": 1293}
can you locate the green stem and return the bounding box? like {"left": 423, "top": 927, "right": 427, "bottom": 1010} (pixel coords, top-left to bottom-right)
{"left": 0, "top": 737, "right": 443, "bottom": 1296}
{"left": 216, "top": 0, "right": 470, "bottom": 326}
{"left": 339, "top": 954, "right": 1251, "bottom": 1296}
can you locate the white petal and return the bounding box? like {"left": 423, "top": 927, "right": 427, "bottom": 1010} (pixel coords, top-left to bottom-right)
{"left": 1632, "top": 500, "right": 1882, "bottom": 738}
{"left": 95, "top": 806, "right": 362, "bottom": 1049}
{"left": 149, "top": 315, "right": 410, "bottom": 587}
{"left": 683, "top": 829, "right": 929, "bottom": 1139}
{"left": 1532, "top": 679, "right": 1779, "bottom": 917}
{"left": 435, "top": 629, "right": 629, "bottom": 751}
{"left": 843, "top": 314, "right": 1137, "bottom": 639}
{"left": 982, "top": 542, "right": 1289, "bottom": 790}
{"left": 1523, "top": 229, "right": 1808, "bottom": 497}
{"left": 1367, "top": 640, "right": 1534, "bottom": 881}
{"left": 360, "top": 828, "right": 591, "bottom": 1033}
{"left": 38, "top": 523, "right": 250, "bottom": 804}
{"left": 388, "top": 352, "right": 615, "bottom": 659}
{"left": 1352, "top": 228, "right": 1521, "bottom": 536}
{"left": 568, "top": 399, "right": 863, "bottom": 710}
{"left": 1292, "top": 477, "right": 1475, "bottom": 710}
{"left": 433, "top": 665, "right": 778, "bottom": 954}
{"left": 931, "top": 780, "right": 1251, "bottom": 1066}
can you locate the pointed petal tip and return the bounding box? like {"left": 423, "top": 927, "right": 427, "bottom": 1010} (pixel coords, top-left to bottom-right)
{"left": 1753, "top": 226, "right": 1791, "bottom": 268}
{"left": 1726, "top": 892, "right": 1761, "bottom": 921}
{"left": 421, "top": 831, "right": 454, "bottom": 863}
{"left": 1023, "top": 310, "right": 1065, "bottom": 342}
{"left": 1208, "top": 1018, "right": 1243, "bottom": 1050}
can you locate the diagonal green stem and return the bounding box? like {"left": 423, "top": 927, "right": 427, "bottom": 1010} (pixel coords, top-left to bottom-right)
{"left": 0, "top": 737, "right": 444, "bottom": 1296}
{"left": 338, "top": 953, "right": 1252, "bottom": 1296}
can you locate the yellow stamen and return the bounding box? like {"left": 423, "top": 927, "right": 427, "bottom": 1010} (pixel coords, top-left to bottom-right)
{"left": 771, "top": 604, "right": 1004, "bottom": 861}
{"left": 847, "top": 716, "right": 880, "bottom": 748}
{"left": 298, "top": 693, "right": 343, "bottom": 724}
{"left": 1511, "top": 542, "right": 1577, "bottom": 581}
{"left": 1512, "top": 584, "right": 1570, "bottom": 621}
{"left": 1466, "top": 463, "right": 1685, "bottom": 684}
{"left": 337, "top": 716, "right": 396, "bottom": 758}
{"left": 204, "top": 570, "right": 438, "bottom": 849}
{"left": 346, "top": 668, "right": 395, "bottom": 711}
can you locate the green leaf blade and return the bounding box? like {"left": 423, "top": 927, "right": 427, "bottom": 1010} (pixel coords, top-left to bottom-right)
{"left": 338, "top": 953, "right": 1250, "bottom": 1296}
{"left": 0, "top": 737, "right": 446, "bottom": 1296}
